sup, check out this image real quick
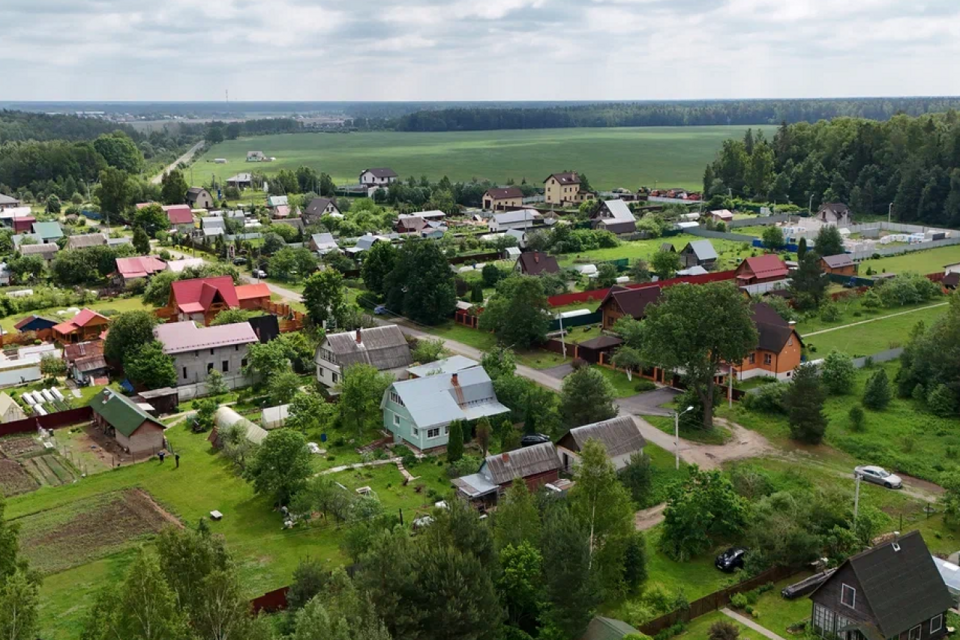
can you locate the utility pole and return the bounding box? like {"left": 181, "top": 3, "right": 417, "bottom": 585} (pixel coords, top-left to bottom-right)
{"left": 808, "top": 193, "right": 815, "bottom": 215}
{"left": 558, "top": 312, "right": 566, "bottom": 359}
{"left": 674, "top": 405, "right": 694, "bottom": 470}
{"left": 728, "top": 365, "right": 734, "bottom": 408}
{"left": 888, "top": 202, "right": 893, "bottom": 225}
{"left": 853, "top": 472, "right": 862, "bottom": 521}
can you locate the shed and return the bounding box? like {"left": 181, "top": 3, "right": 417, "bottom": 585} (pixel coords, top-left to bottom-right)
{"left": 0, "top": 393, "right": 27, "bottom": 423}
{"left": 556, "top": 416, "right": 645, "bottom": 472}
{"left": 89, "top": 388, "right": 166, "bottom": 455}
{"left": 679, "top": 240, "right": 718, "bottom": 268}
{"left": 453, "top": 442, "right": 561, "bottom": 508}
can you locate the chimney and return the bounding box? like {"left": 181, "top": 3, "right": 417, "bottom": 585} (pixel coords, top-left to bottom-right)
{"left": 451, "top": 373, "right": 458, "bottom": 386}
{"left": 501, "top": 452, "right": 510, "bottom": 463}
{"left": 355, "top": 329, "right": 362, "bottom": 345}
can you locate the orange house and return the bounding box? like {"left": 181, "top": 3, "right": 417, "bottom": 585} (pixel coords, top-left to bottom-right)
{"left": 820, "top": 254, "right": 857, "bottom": 276}
{"left": 730, "top": 302, "right": 803, "bottom": 381}
{"left": 161, "top": 276, "right": 271, "bottom": 325}
{"left": 52, "top": 309, "right": 111, "bottom": 345}
{"left": 236, "top": 283, "right": 271, "bottom": 310}
{"left": 734, "top": 255, "right": 790, "bottom": 286}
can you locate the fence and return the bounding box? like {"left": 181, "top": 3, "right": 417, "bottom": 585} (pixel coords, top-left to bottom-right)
{"left": 251, "top": 586, "right": 289, "bottom": 614}
{"left": 638, "top": 565, "right": 800, "bottom": 636}
{"left": 848, "top": 236, "right": 960, "bottom": 261}
{"left": 751, "top": 238, "right": 801, "bottom": 252}
{"left": 174, "top": 374, "right": 252, "bottom": 402}
{"left": 0, "top": 405, "right": 93, "bottom": 437}
{"left": 685, "top": 227, "right": 756, "bottom": 243}
{"left": 545, "top": 270, "right": 737, "bottom": 308}
{"left": 448, "top": 251, "right": 502, "bottom": 266}
{"left": 548, "top": 311, "right": 602, "bottom": 332}
{"left": 826, "top": 273, "right": 875, "bottom": 287}
{"left": 727, "top": 213, "right": 794, "bottom": 228}
{"left": 258, "top": 300, "right": 306, "bottom": 333}
{"left": 853, "top": 348, "right": 903, "bottom": 368}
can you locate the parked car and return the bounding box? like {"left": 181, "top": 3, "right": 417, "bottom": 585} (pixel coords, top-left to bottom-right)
{"left": 520, "top": 434, "right": 551, "bottom": 447}
{"left": 252, "top": 269, "right": 267, "bottom": 278}
{"left": 854, "top": 465, "right": 903, "bottom": 489}
{"left": 715, "top": 547, "right": 747, "bottom": 572}
{"left": 232, "top": 257, "right": 248, "bottom": 265}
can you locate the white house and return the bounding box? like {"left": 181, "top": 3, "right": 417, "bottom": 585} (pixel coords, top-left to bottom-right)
{"left": 359, "top": 168, "right": 399, "bottom": 187}
{"left": 489, "top": 210, "right": 542, "bottom": 233}
{"left": 314, "top": 326, "right": 412, "bottom": 387}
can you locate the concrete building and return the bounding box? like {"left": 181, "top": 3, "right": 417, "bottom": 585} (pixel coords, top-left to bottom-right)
{"left": 154, "top": 321, "right": 258, "bottom": 392}
{"left": 482, "top": 187, "right": 524, "bottom": 211}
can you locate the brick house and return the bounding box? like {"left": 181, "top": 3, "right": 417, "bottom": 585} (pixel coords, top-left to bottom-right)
{"left": 154, "top": 321, "right": 258, "bottom": 390}
{"left": 89, "top": 388, "right": 166, "bottom": 455}
{"left": 735, "top": 255, "right": 790, "bottom": 286}
{"left": 820, "top": 254, "right": 857, "bottom": 276}
{"left": 732, "top": 302, "right": 803, "bottom": 381}
{"left": 453, "top": 442, "right": 562, "bottom": 510}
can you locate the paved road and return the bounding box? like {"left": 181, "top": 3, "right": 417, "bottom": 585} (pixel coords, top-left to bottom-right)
{"left": 616, "top": 387, "right": 680, "bottom": 417}
{"left": 150, "top": 141, "right": 205, "bottom": 185}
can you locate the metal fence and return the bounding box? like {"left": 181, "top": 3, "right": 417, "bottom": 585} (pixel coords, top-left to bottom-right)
{"left": 727, "top": 213, "right": 794, "bottom": 228}
{"left": 0, "top": 406, "right": 93, "bottom": 437}
{"left": 684, "top": 227, "right": 757, "bottom": 243}
{"left": 848, "top": 236, "right": 960, "bottom": 261}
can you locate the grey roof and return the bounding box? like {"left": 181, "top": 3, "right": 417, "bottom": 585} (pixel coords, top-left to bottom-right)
{"left": 494, "top": 210, "right": 540, "bottom": 225}
{"left": 480, "top": 441, "right": 561, "bottom": 486}
{"left": 201, "top": 216, "right": 226, "bottom": 229}
{"left": 362, "top": 168, "right": 398, "bottom": 179}
{"left": 66, "top": 233, "right": 108, "bottom": 249}
{"left": 305, "top": 197, "right": 338, "bottom": 217}
{"left": 557, "top": 416, "right": 645, "bottom": 458}
{"left": 19, "top": 243, "right": 58, "bottom": 257}
{"left": 107, "top": 236, "right": 132, "bottom": 247}
{"left": 406, "top": 355, "right": 479, "bottom": 378}
{"left": 310, "top": 233, "right": 339, "bottom": 253}
{"left": 319, "top": 326, "right": 412, "bottom": 371}
{"left": 202, "top": 227, "right": 224, "bottom": 237}
{"left": 227, "top": 173, "right": 252, "bottom": 182}
{"left": 600, "top": 199, "right": 635, "bottom": 222}
{"left": 822, "top": 253, "right": 854, "bottom": 268}
{"left": 384, "top": 366, "right": 509, "bottom": 430}
{"left": 349, "top": 234, "right": 388, "bottom": 252}
{"left": 12, "top": 233, "right": 41, "bottom": 247}
{"left": 505, "top": 247, "right": 522, "bottom": 257}
{"left": 812, "top": 531, "right": 952, "bottom": 638}
{"left": 934, "top": 556, "right": 960, "bottom": 594}
{"left": 452, "top": 472, "right": 499, "bottom": 499}
{"left": 0, "top": 194, "right": 19, "bottom": 206}
{"left": 683, "top": 240, "right": 718, "bottom": 261}
{"left": 505, "top": 229, "right": 526, "bottom": 240}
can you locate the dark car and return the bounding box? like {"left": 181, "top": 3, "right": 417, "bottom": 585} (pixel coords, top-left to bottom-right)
{"left": 520, "top": 434, "right": 551, "bottom": 447}
{"left": 715, "top": 547, "right": 747, "bottom": 572}
{"left": 232, "top": 257, "right": 248, "bottom": 266}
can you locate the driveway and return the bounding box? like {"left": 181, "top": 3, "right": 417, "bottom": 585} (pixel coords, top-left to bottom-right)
{"left": 542, "top": 363, "right": 574, "bottom": 380}
{"left": 616, "top": 388, "right": 681, "bottom": 417}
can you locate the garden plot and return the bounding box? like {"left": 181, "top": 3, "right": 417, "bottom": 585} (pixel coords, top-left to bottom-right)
{"left": 0, "top": 459, "right": 39, "bottom": 496}
{"left": 0, "top": 435, "right": 77, "bottom": 493}
{"left": 15, "top": 488, "right": 179, "bottom": 575}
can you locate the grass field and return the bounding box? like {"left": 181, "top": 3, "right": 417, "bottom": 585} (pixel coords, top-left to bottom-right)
{"left": 196, "top": 126, "right": 776, "bottom": 191}
{"left": 860, "top": 244, "right": 960, "bottom": 276}
{"left": 802, "top": 303, "right": 948, "bottom": 357}
{"left": 0, "top": 296, "right": 152, "bottom": 333}
{"left": 554, "top": 234, "right": 767, "bottom": 271}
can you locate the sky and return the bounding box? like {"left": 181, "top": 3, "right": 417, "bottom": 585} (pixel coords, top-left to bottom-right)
{"left": 3, "top": 0, "right": 960, "bottom": 102}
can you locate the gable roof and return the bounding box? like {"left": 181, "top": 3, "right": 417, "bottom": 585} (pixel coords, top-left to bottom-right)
{"left": 226, "top": 173, "right": 252, "bottom": 183}
{"left": 13, "top": 315, "right": 59, "bottom": 332}
{"left": 310, "top": 233, "right": 339, "bottom": 252}
{"left": 494, "top": 210, "right": 540, "bottom": 225}
{"left": 484, "top": 187, "right": 524, "bottom": 200}
{"left": 386, "top": 366, "right": 509, "bottom": 430}
{"left": 115, "top": 256, "right": 167, "bottom": 279}
{"left": 170, "top": 276, "right": 239, "bottom": 313}
{"left": 752, "top": 302, "right": 801, "bottom": 352}
{"left": 163, "top": 204, "right": 194, "bottom": 225}
{"left": 166, "top": 258, "right": 206, "bottom": 273}
{"left": 235, "top": 283, "right": 271, "bottom": 301}
{"left": 819, "top": 202, "right": 850, "bottom": 217}
{"left": 32, "top": 221, "right": 63, "bottom": 240}
{"left": 517, "top": 252, "right": 560, "bottom": 275}
{"left": 598, "top": 285, "right": 661, "bottom": 319}
{"left": 481, "top": 441, "right": 561, "bottom": 485}
{"left": 362, "top": 168, "right": 398, "bottom": 179}
{"left": 63, "top": 340, "right": 104, "bottom": 364}
{"left": 580, "top": 617, "right": 643, "bottom": 640}
{"left": 52, "top": 308, "right": 109, "bottom": 336}
{"left": 710, "top": 209, "right": 734, "bottom": 220}
{"left": 89, "top": 388, "right": 163, "bottom": 437}
{"left": 599, "top": 199, "right": 635, "bottom": 222}
{"left": 546, "top": 171, "right": 581, "bottom": 185}
{"left": 597, "top": 220, "right": 637, "bottom": 234}
{"left": 739, "top": 254, "right": 789, "bottom": 280}
{"left": 0, "top": 393, "right": 24, "bottom": 419}
{"left": 267, "top": 195, "right": 288, "bottom": 207}
{"left": 0, "top": 194, "right": 19, "bottom": 206}
{"left": 155, "top": 321, "right": 258, "bottom": 354}
{"left": 821, "top": 253, "right": 854, "bottom": 268}
{"left": 812, "top": 531, "right": 952, "bottom": 638}
{"left": 304, "top": 197, "right": 338, "bottom": 217}
{"left": 18, "top": 243, "right": 58, "bottom": 257}
{"left": 682, "top": 240, "right": 718, "bottom": 261}
{"left": 320, "top": 326, "right": 412, "bottom": 371}
{"left": 943, "top": 272, "right": 960, "bottom": 288}
{"left": 66, "top": 233, "right": 108, "bottom": 250}
{"left": 558, "top": 416, "right": 645, "bottom": 458}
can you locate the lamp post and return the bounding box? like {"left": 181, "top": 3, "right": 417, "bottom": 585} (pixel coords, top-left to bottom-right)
{"left": 808, "top": 193, "right": 815, "bottom": 215}
{"left": 674, "top": 405, "right": 694, "bottom": 470}
{"left": 888, "top": 202, "right": 893, "bottom": 225}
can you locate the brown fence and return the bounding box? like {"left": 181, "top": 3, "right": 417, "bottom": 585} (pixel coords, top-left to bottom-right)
{"left": 0, "top": 406, "right": 93, "bottom": 437}
{"left": 638, "top": 565, "right": 799, "bottom": 636}
{"left": 251, "top": 586, "right": 289, "bottom": 614}
{"left": 258, "top": 300, "right": 306, "bottom": 333}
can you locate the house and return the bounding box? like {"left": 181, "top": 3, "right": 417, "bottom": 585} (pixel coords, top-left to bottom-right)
{"left": 107, "top": 236, "right": 132, "bottom": 248}
{"left": 162, "top": 204, "right": 195, "bottom": 231}
{"left": 154, "top": 321, "right": 258, "bottom": 389}
{"left": 505, "top": 229, "right": 527, "bottom": 248}
{"left": 383, "top": 367, "right": 510, "bottom": 452}
{"left": 114, "top": 256, "right": 167, "bottom": 285}
{"left": 89, "top": 388, "right": 166, "bottom": 455}
{"left": 272, "top": 205, "right": 292, "bottom": 219}
{"left": 820, "top": 254, "right": 857, "bottom": 276}
{"left": 396, "top": 211, "right": 446, "bottom": 234}
{"left": 452, "top": 442, "right": 561, "bottom": 508}
{"left": 31, "top": 221, "right": 63, "bottom": 243}
{"left": 515, "top": 252, "right": 560, "bottom": 276}
{"left": 359, "top": 168, "right": 399, "bottom": 187}
{"left": 544, "top": 172, "right": 585, "bottom": 207}
{"left": 315, "top": 326, "right": 412, "bottom": 387}
{"left": 733, "top": 302, "right": 803, "bottom": 381}
{"left": 66, "top": 233, "right": 108, "bottom": 250}
{"left": 679, "top": 240, "right": 718, "bottom": 269}
{"left": 556, "top": 416, "right": 645, "bottom": 473}
{"left": 817, "top": 202, "right": 853, "bottom": 227}
{"left": 246, "top": 151, "right": 265, "bottom": 162}
{"left": 580, "top": 617, "right": 645, "bottom": 640}
{"left": 0, "top": 393, "right": 26, "bottom": 424}
{"left": 163, "top": 276, "right": 268, "bottom": 325}
{"left": 596, "top": 285, "right": 661, "bottom": 329}
{"left": 236, "top": 283, "right": 271, "bottom": 310}
{"left": 52, "top": 309, "right": 110, "bottom": 345}
{"left": 406, "top": 355, "right": 479, "bottom": 379}
{"left": 0, "top": 194, "right": 21, "bottom": 210}
{"left": 186, "top": 187, "right": 214, "bottom": 209}
{"left": 592, "top": 200, "right": 636, "bottom": 234}
{"left": 201, "top": 216, "right": 225, "bottom": 233}
{"left": 63, "top": 340, "right": 104, "bottom": 368}
{"left": 809, "top": 531, "right": 951, "bottom": 640}
{"left": 226, "top": 174, "right": 252, "bottom": 190}
{"left": 303, "top": 197, "right": 341, "bottom": 223}
{"left": 490, "top": 209, "right": 541, "bottom": 232}
{"left": 346, "top": 234, "right": 389, "bottom": 256}
{"left": 0, "top": 207, "right": 36, "bottom": 233}
{"left": 18, "top": 242, "right": 58, "bottom": 262}
{"left": 13, "top": 315, "right": 59, "bottom": 339}
{"left": 71, "top": 353, "right": 109, "bottom": 386}
{"left": 482, "top": 187, "right": 524, "bottom": 211}
{"left": 735, "top": 255, "right": 790, "bottom": 286}
{"left": 309, "top": 233, "right": 340, "bottom": 256}
{"left": 266, "top": 195, "right": 288, "bottom": 209}
{"left": 709, "top": 209, "right": 734, "bottom": 224}
{"left": 166, "top": 258, "right": 206, "bottom": 273}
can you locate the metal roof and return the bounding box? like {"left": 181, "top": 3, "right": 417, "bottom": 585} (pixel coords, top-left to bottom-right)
{"left": 320, "top": 326, "right": 412, "bottom": 371}
{"left": 601, "top": 199, "right": 635, "bottom": 222}
{"left": 683, "top": 240, "right": 718, "bottom": 261}
{"left": 154, "top": 321, "right": 257, "bottom": 354}
{"left": 479, "top": 441, "right": 561, "bottom": 486}
{"left": 385, "top": 366, "right": 509, "bottom": 430}
{"left": 89, "top": 388, "right": 162, "bottom": 437}
{"left": 557, "top": 416, "right": 645, "bottom": 458}
{"left": 406, "top": 355, "right": 479, "bottom": 378}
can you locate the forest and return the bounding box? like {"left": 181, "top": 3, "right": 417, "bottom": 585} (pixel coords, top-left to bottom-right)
{"left": 702, "top": 112, "right": 960, "bottom": 227}
{"left": 390, "top": 97, "right": 960, "bottom": 132}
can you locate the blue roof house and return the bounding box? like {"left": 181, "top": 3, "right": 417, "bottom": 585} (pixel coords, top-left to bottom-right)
{"left": 381, "top": 366, "right": 510, "bottom": 451}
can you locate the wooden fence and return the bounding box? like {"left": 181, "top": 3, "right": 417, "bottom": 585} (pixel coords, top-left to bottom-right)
{"left": 0, "top": 406, "right": 93, "bottom": 437}
{"left": 638, "top": 565, "right": 800, "bottom": 636}
{"left": 250, "top": 586, "right": 289, "bottom": 614}
{"left": 257, "top": 300, "right": 305, "bottom": 333}
{"left": 545, "top": 270, "right": 737, "bottom": 308}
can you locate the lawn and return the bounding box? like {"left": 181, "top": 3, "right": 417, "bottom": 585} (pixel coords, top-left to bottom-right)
{"left": 553, "top": 234, "right": 768, "bottom": 272}
{"left": 645, "top": 442, "right": 689, "bottom": 507}
{"left": 646, "top": 415, "right": 732, "bottom": 446}
{"left": 593, "top": 365, "right": 644, "bottom": 398}
{"left": 672, "top": 611, "right": 754, "bottom": 640}
{"left": 802, "top": 303, "right": 948, "bottom": 357}
{"left": 416, "top": 322, "right": 497, "bottom": 352}
{"left": 794, "top": 297, "right": 950, "bottom": 335}
{"left": 747, "top": 574, "right": 816, "bottom": 638}
{"left": 327, "top": 458, "right": 453, "bottom": 517}
{"left": 860, "top": 244, "right": 960, "bottom": 277}
{"left": 196, "top": 126, "right": 776, "bottom": 192}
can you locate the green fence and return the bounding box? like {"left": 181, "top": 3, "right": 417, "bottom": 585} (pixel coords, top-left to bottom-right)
{"left": 548, "top": 311, "right": 602, "bottom": 332}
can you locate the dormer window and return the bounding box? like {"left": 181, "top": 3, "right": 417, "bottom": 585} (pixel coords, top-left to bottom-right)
{"left": 840, "top": 584, "right": 856, "bottom": 608}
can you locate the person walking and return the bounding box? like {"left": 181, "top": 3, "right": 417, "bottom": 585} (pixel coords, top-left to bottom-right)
{"left": 175, "top": 453, "right": 180, "bottom": 468}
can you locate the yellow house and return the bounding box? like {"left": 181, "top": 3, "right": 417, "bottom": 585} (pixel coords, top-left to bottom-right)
{"left": 544, "top": 172, "right": 593, "bottom": 207}
{"left": 482, "top": 187, "right": 524, "bottom": 211}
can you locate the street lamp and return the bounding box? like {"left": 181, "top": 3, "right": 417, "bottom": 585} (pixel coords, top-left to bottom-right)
{"left": 888, "top": 202, "right": 894, "bottom": 225}
{"left": 674, "top": 405, "right": 694, "bottom": 470}
{"left": 808, "top": 193, "right": 815, "bottom": 215}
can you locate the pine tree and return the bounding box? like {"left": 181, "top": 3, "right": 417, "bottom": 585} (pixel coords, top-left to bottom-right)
{"left": 863, "top": 368, "right": 892, "bottom": 410}
{"left": 446, "top": 421, "right": 464, "bottom": 462}
{"left": 785, "top": 364, "right": 828, "bottom": 443}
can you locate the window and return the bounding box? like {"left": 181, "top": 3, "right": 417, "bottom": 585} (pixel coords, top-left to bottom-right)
{"left": 931, "top": 615, "right": 943, "bottom": 634}
{"left": 222, "top": 361, "right": 229, "bottom": 373}
{"left": 444, "top": 426, "right": 449, "bottom": 435}
{"left": 748, "top": 353, "right": 755, "bottom": 365}
{"left": 235, "top": 345, "right": 239, "bottom": 351}
{"left": 909, "top": 625, "right": 922, "bottom": 640}
{"left": 427, "top": 428, "right": 440, "bottom": 439}
{"left": 241, "top": 358, "right": 248, "bottom": 368}
{"left": 332, "top": 372, "right": 338, "bottom": 383}
{"left": 182, "top": 367, "right": 188, "bottom": 380}
{"left": 207, "top": 363, "right": 214, "bottom": 373}
{"left": 210, "top": 349, "right": 214, "bottom": 355}
{"left": 812, "top": 604, "right": 835, "bottom": 636}
{"left": 412, "top": 427, "right": 419, "bottom": 437}
{"left": 393, "top": 414, "right": 400, "bottom": 427}
{"left": 389, "top": 391, "right": 405, "bottom": 406}
{"left": 841, "top": 584, "right": 856, "bottom": 608}
{"left": 763, "top": 354, "right": 772, "bottom": 365}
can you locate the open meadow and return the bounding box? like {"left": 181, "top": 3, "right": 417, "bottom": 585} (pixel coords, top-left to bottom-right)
{"left": 194, "top": 126, "right": 776, "bottom": 191}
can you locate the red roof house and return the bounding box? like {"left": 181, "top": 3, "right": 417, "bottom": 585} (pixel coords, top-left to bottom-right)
{"left": 114, "top": 256, "right": 167, "bottom": 283}
{"left": 162, "top": 204, "right": 194, "bottom": 226}
{"left": 52, "top": 309, "right": 111, "bottom": 345}
{"left": 735, "top": 255, "right": 789, "bottom": 286}
{"left": 162, "top": 276, "right": 268, "bottom": 325}
{"left": 236, "top": 283, "right": 271, "bottom": 310}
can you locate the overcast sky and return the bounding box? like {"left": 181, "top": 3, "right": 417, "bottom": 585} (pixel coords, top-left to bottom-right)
{"left": 3, "top": 0, "right": 959, "bottom": 102}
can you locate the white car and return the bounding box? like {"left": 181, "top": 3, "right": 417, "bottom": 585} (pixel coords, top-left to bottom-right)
{"left": 854, "top": 465, "right": 903, "bottom": 489}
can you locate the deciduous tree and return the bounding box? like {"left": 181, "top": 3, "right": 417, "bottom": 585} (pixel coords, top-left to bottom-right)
{"left": 338, "top": 364, "right": 393, "bottom": 438}
{"left": 559, "top": 366, "right": 618, "bottom": 428}
{"left": 125, "top": 340, "right": 177, "bottom": 389}
{"left": 651, "top": 250, "right": 681, "bottom": 280}
{"left": 660, "top": 466, "right": 746, "bottom": 561}
{"left": 384, "top": 240, "right": 457, "bottom": 326}
{"left": 303, "top": 269, "right": 350, "bottom": 330}
{"left": 160, "top": 169, "right": 189, "bottom": 205}
{"left": 361, "top": 241, "right": 398, "bottom": 297}
{"left": 478, "top": 275, "right": 551, "bottom": 348}
{"left": 246, "top": 429, "right": 312, "bottom": 506}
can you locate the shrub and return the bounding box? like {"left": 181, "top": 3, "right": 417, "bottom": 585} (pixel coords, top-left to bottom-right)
{"left": 820, "top": 304, "right": 841, "bottom": 322}
{"left": 634, "top": 379, "right": 656, "bottom": 392}
{"left": 821, "top": 350, "right": 856, "bottom": 395}
{"left": 848, "top": 405, "right": 866, "bottom": 431}
{"left": 730, "top": 592, "right": 748, "bottom": 610}
{"left": 741, "top": 382, "right": 787, "bottom": 414}
{"left": 927, "top": 384, "right": 956, "bottom": 417}
{"left": 708, "top": 620, "right": 740, "bottom": 640}
{"left": 912, "top": 383, "right": 926, "bottom": 402}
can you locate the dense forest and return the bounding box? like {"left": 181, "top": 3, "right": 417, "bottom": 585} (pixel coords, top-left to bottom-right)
{"left": 702, "top": 112, "right": 960, "bottom": 227}
{"left": 0, "top": 110, "right": 145, "bottom": 143}
{"left": 390, "top": 98, "right": 960, "bottom": 132}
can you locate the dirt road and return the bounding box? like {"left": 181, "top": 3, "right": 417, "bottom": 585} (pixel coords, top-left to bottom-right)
{"left": 150, "top": 141, "right": 205, "bottom": 185}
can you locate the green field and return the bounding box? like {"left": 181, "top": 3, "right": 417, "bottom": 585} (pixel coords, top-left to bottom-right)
{"left": 196, "top": 126, "right": 775, "bottom": 191}
{"left": 860, "top": 244, "right": 960, "bottom": 276}
{"left": 803, "top": 303, "right": 948, "bottom": 357}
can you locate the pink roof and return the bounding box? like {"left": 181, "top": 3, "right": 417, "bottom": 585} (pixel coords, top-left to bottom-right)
{"left": 53, "top": 308, "right": 108, "bottom": 334}
{"left": 236, "top": 283, "right": 271, "bottom": 301}
{"left": 154, "top": 321, "right": 258, "bottom": 354}
{"left": 116, "top": 256, "right": 166, "bottom": 279}
{"left": 740, "top": 255, "right": 789, "bottom": 280}
{"left": 135, "top": 202, "right": 156, "bottom": 210}
{"left": 273, "top": 205, "right": 291, "bottom": 218}
{"left": 171, "top": 276, "right": 239, "bottom": 313}
{"left": 162, "top": 205, "right": 194, "bottom": 225}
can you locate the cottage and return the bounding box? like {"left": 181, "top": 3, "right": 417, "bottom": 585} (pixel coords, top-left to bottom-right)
{"left": 809, "top": 531, "right": 950, "bottom": 640}
{"left": 734, "top": 302, "right": 803, "bottom": 381}
{"left": 556, "top": 416, "right": 645, "bottom": 473}
{"left": 246, "top": 151, "right": 265, "bottom": 163}
{"left": 31, "top": 221, "right": 63, "bottom": 243}
{"left": 161, "top": 204, "right": 194, "bottom": 231}
{"left": 315, "top": 326, "right": 411, "bottom": 387}
{"left": 89, "top": 388, "right": 166, "bottom": 455}
{"left": 453, "top": 442, "right": 561, "bottom": 508}
{"left": 382, "top": 367, "right": 510, "bottom": 452}
{"left": 360, "top": 168, "right": 399, "bottom": 187}
{"left": 303, "top": 197, "right": 341, "bottom": 223}
{"left": 597, "top": 285, "right": 661, "bottom": 329}
{"left": 154, "top": 321, "right": 258, "bottom": 390}
{"left": 0, "top": 194, "right": 21, "bottom": 210}
{"left": 163, "top": 276, "right": 267, "bottom": 325}
{"left": 406, "top": 355, "right": 479, "bottom": 379}
{"left": 52, "top": 309, "right": 110, "bottom": 345}
{"left": 515, "top": 251, "right": 560, "bottom": 276}
{"left": 817, "top": 202, "right": 853, "bottom": 227}
{"left": 489, "top": 209, "right": 542, "bottom": 232}
{"left": 114, "top": 256, "right": 167, "bottom": 285}
{"left": 72, "top": 354, "right": 109, "bottom": 386}
{"left": 544, "top": 172, "right": 590, "bottom": 207}
{"left": 226, "top": 173, "right": 253, "bottom": 190}
{"left": 66, "top": 233, "right": 108, "bottom": 250}
{"left": 17, "top": 242, "right": 58, "bottom": 262}
{"left": 709, "top": 209, "right": 734, "bottom": 224}
{"left": 0, "top": 393, "right": 26, "bottom": 423}
{"left": 735, "top": 254, "right": 790, "bottom": 286}
{"left": 679, "top": 241, "right": 718, "bottom": 269}
{"left": 266, "top": 195, "right": 289, "bottom": 209}
{"left": 592, "top": 200, "right": 637, "bottom": 234}
{"left": 309, "top": 233, "right": 340, "bottom": 256}
{"left": 186, "top": 187, "right": 214, "bottom": 209}
{"left": 63, "top": 340, "right": 104, "bottom": 368}
{"left": 820, "top": 254, "right": 857, "bottom": 276}
{"left": 346, "top": 234, "right": 389, "bottom": 256}
{"left": 13, "top": 315, "right": 59, "bottom": 338}
{"left": 396, "top": 210, "right": 446, "bottom": 234}
{"left": 482, "top": 187, "right": 524, "bottom": 212}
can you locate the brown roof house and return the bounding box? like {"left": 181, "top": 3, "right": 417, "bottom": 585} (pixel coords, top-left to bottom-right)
{"left": 314, "top": 326, "right": 412, "bottom": 388}
{"left": 817, "top": 202, "right": 853, "bottom": 227}
{"left": 303, "top": 197, "right": 342, "bottom": 223}
{"left": 482, "top": 187, "right": 524, "bottom": 212}
{"left": 809, "top": 531, "right": 951, "bottom": 640}
{"left": 820, "top": 254, "right": 857, "bottom": 276}
{"left": 89, "top": 388, "right": 166, "bottom": 455}
{"left": 544, "top": 172, "right": 593, "bottom": 207}
{"left": 515, "top": 251, "right": 560, "bottom": 276}
{"left": 597, "top": 285, "right": 662, "bottom": 329}
{"left": 453, "top": 442, "right": 562, "bottom": 509}
{"left": 556, "top": 416, "right": 645, "bottom": 473}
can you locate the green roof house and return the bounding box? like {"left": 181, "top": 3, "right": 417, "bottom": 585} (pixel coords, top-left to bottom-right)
{"left": 89, "top": 388, "right": 166, "bottom": 455}
{"left": 31, "top": 221, "right": 63, "bottom": 243}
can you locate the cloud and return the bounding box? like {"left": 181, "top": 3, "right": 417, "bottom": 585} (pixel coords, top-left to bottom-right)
{"left": 0, "top": 0, "right": 958, "bottom": 100}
